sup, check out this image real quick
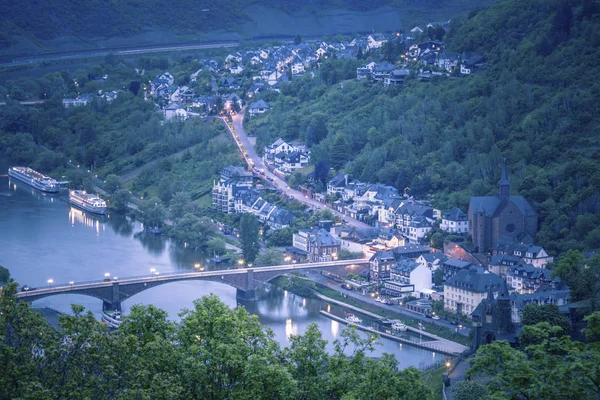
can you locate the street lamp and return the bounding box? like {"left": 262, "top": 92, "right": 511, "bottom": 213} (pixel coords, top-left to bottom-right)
{"left": 104, "top": 273, "right": 110, "bottom": 282}
{"left": 445, "top": 361, "right": 451, "bottom": 370}
{"left": 69, "top": 281, "right": 74, "bottom": 288}
{"left": 238, "top": 259, "right": 245, "bottom": 266}
{"left": 150, "top": 268, "right": 156, "bottom": 275}
{"left": 47, "top": 279, "right": 54, "bottom": 287}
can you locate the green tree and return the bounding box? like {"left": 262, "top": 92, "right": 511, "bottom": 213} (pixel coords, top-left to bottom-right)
{"left": 452, "top": 380, "right": 488, "bottom": 400}
{"left": 239, "top": 213, "right": 260, "bottom": 264}
{"left": 433, "top": 268, "right": 444, "bottom": 286}
{"left": 138, "top": 197, "right": 165, "bottom": 228}
{"left": 110, "top": 189, "right": 131, "bottom": 214}
{"left": 103, "top": 174, "right": 121, "bottom": 194}
{"left": 520, "top": 303, "right": 571, "bottom": 333}
{"left": 254, "top": 248, "right": 283, "bottom": 266}
{"left": 0, "top": 265, "right": 9, "bottom": 283}
{"left": 169, "top": 191, "right": 193, "bottom": 219}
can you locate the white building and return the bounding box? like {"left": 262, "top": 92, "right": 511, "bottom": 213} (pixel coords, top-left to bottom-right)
{"left": 384, "top": 258, "right": 432, "bottom": 295}
{"left": 440, "top": 207, "right": 468, "bottom": 233}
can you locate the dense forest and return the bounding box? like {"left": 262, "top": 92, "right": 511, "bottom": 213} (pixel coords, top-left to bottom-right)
{"left": 0, "top": 0, "right": 494, "bottom": 50}
{"left": 0, "top": 283, "right": 431, "bottom": 400}
{"left": 247, "top": 0, "right": 600, "bottom": 255}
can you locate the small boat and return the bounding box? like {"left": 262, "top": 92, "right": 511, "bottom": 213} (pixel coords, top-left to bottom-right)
{"left": 392, "top": 320, "right": 408, "bottom": 332}
{"left": 378, "top": 317, "right": 393, "bottom": 325}
{"left": 209, "top": 254, "right": 231, "bottom": 264}
{"left": 345, "top": 313, "right": 362, "bottom": 325}
{"left": 101, "top": 310, "right": 122, "bottom": 328}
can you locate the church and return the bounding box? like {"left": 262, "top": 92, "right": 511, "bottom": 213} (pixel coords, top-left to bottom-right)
{"left": 468, "top": 162, "right": 538, "bottom": 253}
{"left": 471, "top": 281, "right": 516, "bottom": 349}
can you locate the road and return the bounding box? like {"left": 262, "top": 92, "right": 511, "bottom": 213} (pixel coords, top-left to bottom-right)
{"left": 1, "top": 42, "right": 240, "bottom": 67}
{"left": 225, "top": 112, "right": 370, "bottom": 228}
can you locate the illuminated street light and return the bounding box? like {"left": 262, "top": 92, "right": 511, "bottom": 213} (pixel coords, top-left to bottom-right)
{"left": 69, "top": 281, "right": 74, "bottom": 287}
{"left": 47, "top": 279, "right": 54, "bottom": 287}
{"left": 150, "top": 268, "right": 156, "bottom": 274}
{"left": 238, "top": 259, "right": 245, "bottom": 266}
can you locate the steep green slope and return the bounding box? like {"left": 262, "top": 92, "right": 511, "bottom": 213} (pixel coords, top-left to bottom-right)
{"left": 247, "top": 0, "right": 600, "bottom": 254}
{"left": 0, "top": 0, "right": 494, "bottom": 51}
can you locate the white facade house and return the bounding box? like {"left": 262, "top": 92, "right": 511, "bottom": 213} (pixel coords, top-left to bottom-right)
{"left": 248, "top": 100, "right": 271, "bottom": 116}
{"left": 440, "top": 207, "right": 468, "bottom": 233}
{"left": 385, "top": 258, "right": 432, "bottom": 295}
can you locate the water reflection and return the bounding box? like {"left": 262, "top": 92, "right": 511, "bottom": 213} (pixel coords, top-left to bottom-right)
{"left": 69, "top": 207, "right": 107, "bottom": 234}
{"left": 331, "top": 320, "right": 339, "bottom": 337}
{"left": 134, "top": 230, "right": 166, "bottom": 256}
{"left": 106, "top": 214, "right": 134, "bottom": 237}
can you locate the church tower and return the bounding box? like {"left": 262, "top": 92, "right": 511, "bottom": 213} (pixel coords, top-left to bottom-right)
{"left": 496, "top": 281, "right": 513, "bottom": 334}
{"left": 498, "top": 159, "right": 510, "bottom": 199}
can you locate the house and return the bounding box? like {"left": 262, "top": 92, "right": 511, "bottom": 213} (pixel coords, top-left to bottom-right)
{"left": 291, "top": 63, "right": 305, "bottom": 76}
{"left": 443, "top": 266, "right": 505, "bottom": 316}
{"left": 384, "top": 257, "right": 432, "bottom": 295}
{"left": 367, "top": 34, "right": 387, "bottom": 49}
{"left": 440, "top": 207, "right": 468, "bottom": 233}
{"left": 468, "top": 162, "right": 538, "bottom": 253}
{"left": 392, "top": 244, "right": 431, "bottom": 259}
{"left": 62, "top": 94, "right": 92, "bottom": 108}
{"left": 164, "top": 103, "right": 188, "bottom": 120}
{"left": 379, "top": 199, "right": 434, "bottom": 234}
{"left": 407, "top": 216, "right": 432, "bottom": 244}
{"left": 510, "top": 290, "right": 570, "bottom": 324}
{"left": 327, "top": 174, "right": 350, "bottom": 196}
{"left": 371, "top": 62, "right": 396, "bottom": 81}
{"left": 437, "top": 52, "right": 460, "bottom": 72}
{"left": 369, "top": 250, "right": 396, "bottom": 282}
{"left": 441, "top": 258, "right": 473, "bottom": 281}
{"left": 248, "top": 100, "right": 271, "bottom": 116}
{"left": 293, "top": 228, "right": 341, "bottom": 262}
{"left": 506, "top": 264, "right": 561, "bottom": 294}
{"left": 220, "top": 77, "right": 241, "bottom": 90}
{"left": 384, "top": 69, "right": 410, "bottom": 86}
{"left": 488, "top": 253, "right": 522, "bottom": 277}
{"left": 280, "top": 151, "right": 309, "bottom": 173}
{"left": 264, "top": 138, "right": 295, "bottom": 156}
{"left": 416, "top": 253, "right": 447, "bottom": 272}
{"left": 494, "top": 241, "right": 554, "bottom": 269}
{"left": 212, "top": 166, "right": 253, "bottom": 213}
{"left": 375, "top": 228, "right": 406, "bottom": 248}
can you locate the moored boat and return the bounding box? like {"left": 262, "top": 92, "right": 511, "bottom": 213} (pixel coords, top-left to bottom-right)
{"left": 392, "top": 320, "right": 408, "bottom": 332}
{"left": 101, "top": 310, "right": 122, "bottom": 328}
{"left": 69, "top": 190, "right": 107, "bottom": 214}
{"left": 345, "top": 313, "right": 362, "bottom": 325}
{"left": 8, "top": 166, "right": 59, "bottom": 193}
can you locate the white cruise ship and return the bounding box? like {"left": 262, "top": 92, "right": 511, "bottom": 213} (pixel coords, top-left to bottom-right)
{"left": 69, "top": 190, "right": 107, "bottom": 214}
{"left": 8, "top": 166, "right": 59, "bottom": 193}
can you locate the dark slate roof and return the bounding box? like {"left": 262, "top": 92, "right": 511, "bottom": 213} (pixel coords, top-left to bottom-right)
{"left": 309, "top": 228, "right": 339, "bottom": 247}
{"left": 393, "top": 244, "right": 431, "bottom": 257}
{"left": 490, "top": 253, "right": 521, "bottom": 266}
{"left": 443, "top": 258, "right": 472, "bottom": 269}
{"left": 392, "top": 258, "right": 421, "bottom": 274}
{"left": 421, "top": 253, "right": 447, "bottom": 263}
{"left": 394, "top": 200, "right": 433, "bottom": 218}
{"left": 442, "top": 207, "right": 467, "bottom": 221}
{"left": 445, "top": 268, "right": 504, "bottom": 293}
{"left": 510, "top": 290, "right": 571, "bottom": 310}
{"left": 249, "top": 99, "right": 271, "bottom": 110}
{"left": 470, "top": 196, "right": 537, "bottom": 217}
{"left": 508, "top": 264, "right": 556, "bottom": 281}
{"left": 370, "top": 250, "right": 395, "bottom": 262}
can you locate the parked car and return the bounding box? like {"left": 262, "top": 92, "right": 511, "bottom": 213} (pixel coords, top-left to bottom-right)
{"left": 341, "top": 283, "right": 352, "bottom": 290}
{"left": 432, "top": 315, "right": 440, "bottom": 320}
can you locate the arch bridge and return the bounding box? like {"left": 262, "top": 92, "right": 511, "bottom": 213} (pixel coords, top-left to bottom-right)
{"left": 16, "top": 259, "right": 369, "bottom": 311}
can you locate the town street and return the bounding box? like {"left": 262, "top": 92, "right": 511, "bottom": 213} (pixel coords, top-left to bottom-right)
{"left": 226, "top": 112, "right": 371, "bottom": 228}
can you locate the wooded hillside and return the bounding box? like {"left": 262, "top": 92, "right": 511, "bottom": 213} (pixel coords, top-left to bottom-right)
{"left": 247, "top": 0, "right": 600, "bottom": 254}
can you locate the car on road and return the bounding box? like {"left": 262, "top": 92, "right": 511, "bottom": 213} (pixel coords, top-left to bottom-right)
{"left": 341, "top": 283, "right": 352, "bottom": 290}
{"left": 432, "top": 315, "right": 440, "bottom": 320}
{"left": 267, "top": 176, "right": 274, "bottom": 181}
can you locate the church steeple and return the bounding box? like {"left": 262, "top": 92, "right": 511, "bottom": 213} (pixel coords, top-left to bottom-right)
{"left": 498, "top": 159, "right": 510, "bottom": 199}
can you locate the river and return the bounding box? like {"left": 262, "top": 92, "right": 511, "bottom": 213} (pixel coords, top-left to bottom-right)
{"left": 0, "top": 158, "right": 444, "bottom": 369}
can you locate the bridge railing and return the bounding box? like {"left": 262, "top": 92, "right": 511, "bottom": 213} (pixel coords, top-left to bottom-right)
{"left": 17, "top": 258, "right": 369, "bottom": 294}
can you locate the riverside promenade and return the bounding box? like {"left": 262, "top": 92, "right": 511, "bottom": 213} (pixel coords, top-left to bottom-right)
{"left": 316, "top": 293, "right": 470, "bottom": 355}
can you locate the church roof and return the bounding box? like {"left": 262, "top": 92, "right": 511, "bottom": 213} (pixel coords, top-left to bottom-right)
{"left": 470, "top": 195, "right": 537, "bottom": 217}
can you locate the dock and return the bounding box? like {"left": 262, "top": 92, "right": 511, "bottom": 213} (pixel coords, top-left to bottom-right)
{"left": 315, "top": 293, "right": 469, "bottom": 355}
{"left": 320, "top": 310, "right": 466, "bottom": 356}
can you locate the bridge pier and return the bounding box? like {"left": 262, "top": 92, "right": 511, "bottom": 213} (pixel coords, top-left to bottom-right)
{"left": 236, "top": 288, "right": 256, "bottom": 301}
{"left": 102, "top": 282, "right": 122, "bottom": 312}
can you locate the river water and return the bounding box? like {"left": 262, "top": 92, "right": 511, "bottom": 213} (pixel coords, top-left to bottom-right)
{"left": 0, "top": 157, "right": 443, "bottom": 369}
